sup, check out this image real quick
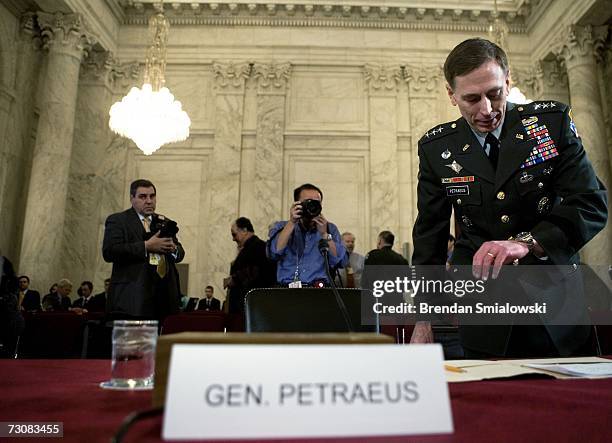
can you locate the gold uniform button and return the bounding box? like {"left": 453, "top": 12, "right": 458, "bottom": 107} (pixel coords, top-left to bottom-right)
{"left": 501, "top": 215, "right": 510, "bottom": 223}
{"left": 538, "top": 182, "right": 544, "bottom": 189}
{"left": 451, "top": 123, "right": 457, "bottom": 128}
{"left": 497, "top": 191, "right": 506, "bottom": 200}
{"left": 518, "top": 106, "right": 524, "bottom": 111}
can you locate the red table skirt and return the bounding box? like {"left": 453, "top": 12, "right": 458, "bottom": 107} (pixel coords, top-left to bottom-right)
{"left": 1, "top": 359, "right": 611, "bottom": 442}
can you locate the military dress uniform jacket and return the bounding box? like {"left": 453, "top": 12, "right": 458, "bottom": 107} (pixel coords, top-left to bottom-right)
{"left": 412, "top": 101, "right": 608, "bottom": 356}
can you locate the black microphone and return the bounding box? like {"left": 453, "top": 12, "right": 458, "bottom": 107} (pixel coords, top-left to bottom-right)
{"left": 318, "top": 238, "right": 329, "bottom": 255}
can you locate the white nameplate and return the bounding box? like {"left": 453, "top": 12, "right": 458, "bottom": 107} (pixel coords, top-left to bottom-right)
{"left": 162, "top": 344, "right": 453, "bottom": 440}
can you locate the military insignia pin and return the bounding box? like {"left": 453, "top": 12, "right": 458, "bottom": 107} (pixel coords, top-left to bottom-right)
{"left": 537, "top": 197, "right": 551, "bottom": 214}
{"left": 462, "top": 144, "right": 470, "bottom": 152}
{"left": 445, "top": 160, "right": 463, "bottom": 174}
{"left": 519, "top": 172, "right": 534, "bottom": 183}
{"left": 521, "top": 116, "right": 538, "bottom": 126}
{"left": 515, "top": 133, "right": 524, "bottom": 140}
{"left": 441, "top": 149, "right": 451, "bottom": 160}
{"left": 461, "top": 215, "right": 473, "bottom": 228}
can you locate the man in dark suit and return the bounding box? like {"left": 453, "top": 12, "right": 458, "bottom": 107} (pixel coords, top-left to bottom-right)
{"left": 411, "top": 38, "right": 607, "bottom": 358}
{"left": 17, "top": 275, "right": 41, "bottom": 312}
{"left": 364, "top": 231, "right": 408, "bottom": 266}
{"left": 72, "top": 281, "right": 99, "bottom": 311}
{"left": 88, "top": 278, "right": 109, "bottom": 313}
{"left": 197, "top": 286, "right": 221, "bottom": 311}
{"left": 103, "top": 179, "right": 185, "bottom": 320}
{"left": 227, "top": 217, "right": 276, "bottom": 313}
{"left": 1, "top": 256, "right": 24, "bottom": 358}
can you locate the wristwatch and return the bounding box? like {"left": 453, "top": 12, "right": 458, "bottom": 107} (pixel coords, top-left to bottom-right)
{"left": 323, "top": 233, "right": 332, "bottom": 241}
{"left": 511, "top": 232, "right": 537, "bottom": 252}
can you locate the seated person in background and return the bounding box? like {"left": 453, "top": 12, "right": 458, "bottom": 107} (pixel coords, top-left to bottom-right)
{"left": 72, "top": 281, "right": 94, "bottom": 310}
{"left": 88, "top": 278, "right": 109, "bottom": 313}
{"left": 225, "top": 217, "right": 276, "bottom": 313}
{"left": 197, "top": 286, "right": 221, "bottom": 311}
{"left": 182, "top": 295, "right": 199, "bottom": 312}
{"left": 17, "top": 275, "right": 41, "bottom": 312}
{"left": 364, "top": 231, "right": 408, "bottom": 266}
{"left": 42, "top": 278, "right": 73, "bottom": 311}
{"left": 0, "top": 255, "right": 24, "bottom": 358}
{"left": 268, "top": 183, "right": 347, "bottom": 287}
{"left": 335, "top": 232, "right": 365, "bottom": 288}
{"left": 43, "top": 283, "right": 58, "bottom": 303}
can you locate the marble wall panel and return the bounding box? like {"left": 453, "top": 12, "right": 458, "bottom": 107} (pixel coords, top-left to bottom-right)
{"left": 287, "top": 69, "right": 367, "bottom": 131}
{"left": 253, "top": 93, "right": 285, "bottom": 237}
{"left": 206, "top": 85, "right": 246, "bottom": 295}
{"left": 285, "top": 152, "right": 369, "bottom": 253}
{"left": 369, "top": 95, "right": 400, "bottom": 246}
{"left": 164, "top": 68, "right": 214, "bottom": 132}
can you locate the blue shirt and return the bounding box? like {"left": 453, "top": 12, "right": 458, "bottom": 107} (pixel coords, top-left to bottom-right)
{"left": 267, "top": 221, "right": 347, "bottom": 285}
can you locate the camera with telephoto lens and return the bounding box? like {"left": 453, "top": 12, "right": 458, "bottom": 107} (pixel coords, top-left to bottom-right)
{"left": 300, "top": 199, "right": 322, "bottom": 220}
{"left": 150, "top": 214, "right": 179, "bottom": 238}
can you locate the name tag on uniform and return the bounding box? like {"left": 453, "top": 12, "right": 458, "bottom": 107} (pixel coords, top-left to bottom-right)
{"left": 446, "top": 185, "right": 469, "bottom": 196}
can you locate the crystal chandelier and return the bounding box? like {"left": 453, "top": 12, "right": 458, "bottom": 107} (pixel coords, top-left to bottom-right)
{"left": 109, "top": 2, "right": 190, "bottom": 155}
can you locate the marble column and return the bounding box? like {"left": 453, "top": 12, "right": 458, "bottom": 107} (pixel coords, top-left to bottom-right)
{"left": 206, "top": 62, "right": 250, "bottom": 293}
{"left": 535, "top": 60, "right": 570, "bottom": 104}
{"left": 0, "top": 86, "right": 15, "bottom": 246}
{"left": 61, "top": 49, "right": 120, "bottom": 287}
{"left": 19, "top": 12, "right": 94, "bottom": 288}
{"left": 403, "top": 64, "right": 443, "bottom": 237}
{"left": 364, "top": 64, "right": 402, "bottom": 244}
{"left": 554, "top": 24, "right": 610, "bottom": 265}
{"left": 0, "top": 12, "right": 42, "bottom": 261}
{"left": 251, "top": 62, "right": 291, "bottom": 236}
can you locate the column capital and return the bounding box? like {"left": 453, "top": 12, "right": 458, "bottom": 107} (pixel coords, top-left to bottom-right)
{"left": 554, "top": 24, "right": 608, "bottom": 67}
{"left": 402, "top": 64, "right": 443, "bottom": 95}
{"left": 213, "top": 61, "right": 251, "bottom": 94}
{"left": 80, "top": 49, "right": 141, "bottom": 91}
{"left": 363, "top": 63, "right": 402, "bottom": 96}
{"left": 37, "top": 11, "right": 96, "bottom": 61}
{"left": 19, "top": 12, "right": 42, "bottom": 49}
{"left": 252, "top": 62, "right": 291, "bottom": 94}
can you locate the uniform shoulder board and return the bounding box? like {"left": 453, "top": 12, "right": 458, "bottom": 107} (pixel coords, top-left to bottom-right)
{"left": 418, "top": 120, "right": 459, "bottom": 145}
{"left": 516, "top": 100, "right": 567, "bottom": 115}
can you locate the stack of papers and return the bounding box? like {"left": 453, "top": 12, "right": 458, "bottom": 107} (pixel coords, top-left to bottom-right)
{"left": 523, "top": 362, "right": 612, "bottom": 377}
{"left": 444, "top": 357, "right": 612, "bottom": 383}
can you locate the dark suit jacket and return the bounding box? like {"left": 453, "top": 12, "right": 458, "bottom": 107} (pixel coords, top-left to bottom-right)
{"left": 72, "top": 294, "right": 105, "bottom": 312}
{"left": 21, "top": 289, "right": 41, "bottom": 311}
{"left": 102, "top": 207, "right": 185, "bottom": 319}
{"left": 228, "top": 235, "right": 276, "bottom": 313}
{"left": 412, "top": 101, "right": 608, "bottom": 356}
{"left": 364, "top": 246, "right": 409, "bottom": 266}
{"left": 183, "top": 297, "right": 198, "bottom": 312}
{"left": 197, "top": 297, "right": 221, "bottom": 311}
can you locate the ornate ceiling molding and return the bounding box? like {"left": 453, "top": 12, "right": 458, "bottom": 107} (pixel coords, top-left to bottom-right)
{"left": 116, "top": 1, "right": 529, "bottom": 33}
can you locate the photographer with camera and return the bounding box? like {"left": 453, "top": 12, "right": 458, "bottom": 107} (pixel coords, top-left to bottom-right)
{"left": 103, "top": 179, "right": 185, "bottom": 320}
{"left": 268, "top": 183, "right": 347, "bottom": 287}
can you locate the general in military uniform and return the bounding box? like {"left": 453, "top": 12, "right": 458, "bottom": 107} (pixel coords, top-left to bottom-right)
{"left": 411, "top": 38, "right": 607, "bottom": 358}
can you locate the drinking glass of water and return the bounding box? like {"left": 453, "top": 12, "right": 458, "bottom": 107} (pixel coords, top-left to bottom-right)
{"left": 100, "top": 320, "right": 158, "bottom": 390}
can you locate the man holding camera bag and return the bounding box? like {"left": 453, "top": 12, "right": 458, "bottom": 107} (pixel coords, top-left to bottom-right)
{"left": 103, "top": 179, "right": 185, "bottom": 320}
{"left": 268, "top": 183, "right": 347, "bottom": 287}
